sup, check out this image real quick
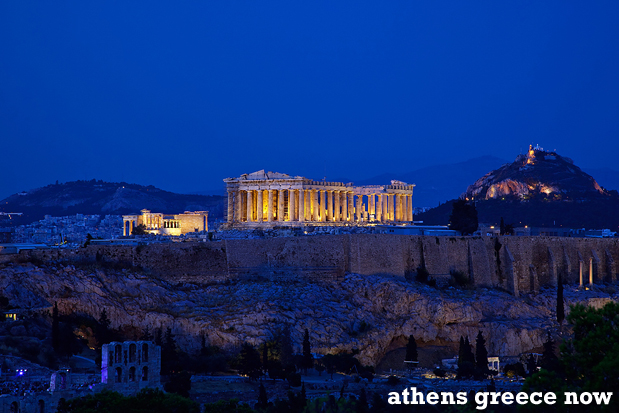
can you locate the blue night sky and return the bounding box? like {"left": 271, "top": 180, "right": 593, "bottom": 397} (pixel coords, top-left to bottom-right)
{"left": 1, "top": 1, "right": 618, "bottom": 198}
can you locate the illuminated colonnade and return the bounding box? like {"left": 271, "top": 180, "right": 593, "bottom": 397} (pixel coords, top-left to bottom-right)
{"left": 224, "top": 170, "right": 414, "bottom": 227}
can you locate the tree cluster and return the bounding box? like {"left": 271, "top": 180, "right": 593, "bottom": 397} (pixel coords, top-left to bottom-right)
{"left": 523, "top": 302, "right": 619, "bottom": 412}
{"left": 457, "top": 332, "right": 490, "bottom": 380}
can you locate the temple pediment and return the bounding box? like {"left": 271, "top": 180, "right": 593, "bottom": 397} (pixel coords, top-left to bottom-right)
{"left": 242, "top": 170, "right": 293, "bottom": 180}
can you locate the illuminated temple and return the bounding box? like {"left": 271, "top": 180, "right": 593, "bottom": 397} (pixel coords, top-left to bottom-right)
{"left": 223, "top": 170, "right": 415, "bottom": 227}
{"left": 122, "top": 209, "right": 208, "bottom": 236}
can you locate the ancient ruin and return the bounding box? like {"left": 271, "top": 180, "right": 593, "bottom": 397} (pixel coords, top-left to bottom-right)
{"left": 223, "top": 170, "right": 415, "bottom": 228}
{"left": 122, "top": 210, "right": 208, "bottom": 236}
{"left": 101, "top": 341, "right": 162, "bottom": 393}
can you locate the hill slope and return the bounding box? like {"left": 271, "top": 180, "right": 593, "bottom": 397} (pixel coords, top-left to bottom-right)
{"left": 464, "top": 146, "right": 608, "bottom": 201}
{"left": 418, "top": 147, "right": 619, "bottom": 229}
{"left": 0, "top": 180, "right": 224, "bottom": 225}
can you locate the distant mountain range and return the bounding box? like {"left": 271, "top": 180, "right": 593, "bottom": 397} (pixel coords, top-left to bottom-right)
{"left": 4, "top": 154, "right": 619, "bottom": 229}
{"left": 0, "top": 180, "right": 225, "bottom": 226}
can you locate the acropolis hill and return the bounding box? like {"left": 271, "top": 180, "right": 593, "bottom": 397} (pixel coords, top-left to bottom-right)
{"left": 3, "top": 235, "right": 618, "bottom": 367}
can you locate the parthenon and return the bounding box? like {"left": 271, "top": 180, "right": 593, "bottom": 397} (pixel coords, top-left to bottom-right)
{"left": 223, "top": 170, "right": 414, "bottom": 227}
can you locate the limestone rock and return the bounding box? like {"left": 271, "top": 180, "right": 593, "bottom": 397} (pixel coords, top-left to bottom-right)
{"left": 0, "top": 262, "right": 616, "bottom": 366}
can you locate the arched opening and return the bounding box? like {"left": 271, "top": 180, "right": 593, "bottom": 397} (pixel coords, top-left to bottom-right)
{"left": 129, "top": 343, "right": 136, "bottom": 363}
{"left": 59, "top": 372, "right": 67, "bottom": 390}
{"left": 142, "top": 343, "right": 149, "bottom": 362}
{"left": 115, "top": 367, "right": 122, "bottom": 383}
{"left": 109, "top": 351, "right": 114, "bottom": 365}
{"left": 9, "top": 401, "right": 19, "bottom": 413}
{"left": 38, "top": 400, "right": 45, "bottom": 413}
{"left": 115, "top": 345, "right": 122, "bottom": 363}
{"left": 129, "top": 367, "right": 136, "bottom": 382}
{"left": 142, "top": 366, "right": 148, "bottom": 381}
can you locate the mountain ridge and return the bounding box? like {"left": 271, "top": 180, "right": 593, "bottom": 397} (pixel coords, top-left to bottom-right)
{"left": 0, "top": 180, "right": 225, "bottom": 225}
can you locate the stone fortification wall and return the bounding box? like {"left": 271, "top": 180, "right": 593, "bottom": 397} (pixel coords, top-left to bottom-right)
{"left": 18, "top": 235, "right": 619, "bottom": 295}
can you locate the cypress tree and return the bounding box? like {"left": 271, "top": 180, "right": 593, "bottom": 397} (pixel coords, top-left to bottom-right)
{"left": 154, "top": 328, "right": 163, "bottom": 346}
{"left": 97, "top": 309, "right": 111, "bottom": 345}
{"left": 357, "top": 388, "right": 369, "bottom": 413}
{"left": 405, "top": 334, "right": 418, "bottom": 362}
{"left": 279, "top": 325, "right": 294, "bottom": 368}
{"left": 557, "top": 274, "right": 565, "bottom": 325}
{"left": 52, "top": 302, "right": 60, "bottom": 352}
{"left": 464, "top": 336, "right": 475, "bottom": 364}
{"left": 302, "top": 329, "right": 313, "bottom": 375}
{"left": 540, "top": 331, "right": 560, "bottom": 372}
{"left": 262, "top": 341, "right": 269, "bottom": 374}
{"left": 257, "top": 382, "right": 268, "bottom": 410}
{"left": 457, "top": 336, "right": 465, "bottom": 368}
{"left": 475, "top": 331, "right": 489, "bottom": 378}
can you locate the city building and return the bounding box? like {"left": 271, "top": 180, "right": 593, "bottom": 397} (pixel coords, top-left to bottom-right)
{"left": 122, "top": 210, "right": 208, "bottom": 236}
{"left": 223, "top": 170, "right": 415, "bottom": 228}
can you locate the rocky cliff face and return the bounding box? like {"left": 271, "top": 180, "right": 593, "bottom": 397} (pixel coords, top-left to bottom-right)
{"left": 464, "top": 145, "right": 607, "bottom": 201}
{"left": 2, "top": 261, "right": 616, "bottom": 366}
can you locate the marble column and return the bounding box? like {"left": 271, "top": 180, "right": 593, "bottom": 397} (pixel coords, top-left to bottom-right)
{"left": 278, "top": 189, "right": 285, "bottom": 221}
{"left": 369, "top": 194, "right": 375, "bottom": 221}
{"left": 319, "top": 190, "right": 326, "bottom": 222}
{"left": 355, "top": 195, "right": 362, "bottom": 221}
{"left": 407, "top": 194, "right": 413, "bottom": 222}
{"left": 388, "top": 194, "right": 395, "bottom": 222}
{"left": 235, "top": 191, "right": 242, "bottom": 223}
{"left": 347, "top": 192, "right": 353, "bottom": 221}
{"left": 289, "top": 189, "right": 296, "bottom": 221}
{"left": 299, "top": 189, "right": 305, "bottom": 222}
{"left": 376, "top": 194, "right": 382, "bottom": 222}
{"left": 257, "top": 190, "right": 264, "bottom": 222}
{"left": 246, "top": 190, "right": 253, "bottom": 222}
{"left": 589, "top": 258, "right": 594, "bottom": 285}
{"left": 267, "top": 190, "right": 274, "bottom": 222}
{"left": 382, "top": 194, "right": 388, "bottom": 222}
{"left": 327, "top": 191, "right": 333, "bottom": 221}
{"left": 579, "top": 260, "right": 583, "bottom": 287}
{"left": 312, "top": 190, "right": 319, "bottom": 221}
{"left": 334, "top": 190, "right": 341, "bottom": 221}
{"left": 341, "top": 192, "right": 348, "bottom": 221}
{"left": 227, "top": 190, "right": 234, "bottom": 223}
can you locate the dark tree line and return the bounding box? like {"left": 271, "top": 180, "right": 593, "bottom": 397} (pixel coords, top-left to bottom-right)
{"left": 457, "top": 331, "right": 490, "bottom": 380}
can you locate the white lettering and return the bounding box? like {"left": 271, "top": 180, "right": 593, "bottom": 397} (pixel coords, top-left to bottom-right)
{"left": 456, "top": 392, "right": 468, "bottom": 405}
{"left": 544, "top": 393, "right": 556, "bottom": 405}
{"left": 441, "top": 392, "right": 455, "bottom": 405}
{"left": 402, "top": 388, "right": 410, "bottom": 405}
{"left": 410, "top": 387, "right": 425, "bottom": 404}
{"left": 530, "top": 392, "right": 543, "bottom": 405}
{"left": 565, "top": 392, "right": 578, "bottom": 404}
{"left": 592, "top": 392, "right": 612, "bottom": 405}
{"left": 580, "top": 393, "right": 592, "bottom": 405}
{"left": 427, "top": 392, "right": 439, "bottom": 405}
{"left": 388, "top": 392, "right": 401, "bottom": 405}
{"left": 475, "top": 392, "right": 489, "bottom": 410}
{"left": 501, "top": 392, "right": 514, "bottom": 405}
{"left": 516, "top": 392, "right": 529, "bottom": 404}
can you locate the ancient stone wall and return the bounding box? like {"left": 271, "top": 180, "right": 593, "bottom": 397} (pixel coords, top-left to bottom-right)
{"left": 17, "top": 235, "right": 619, "bottom": 295}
